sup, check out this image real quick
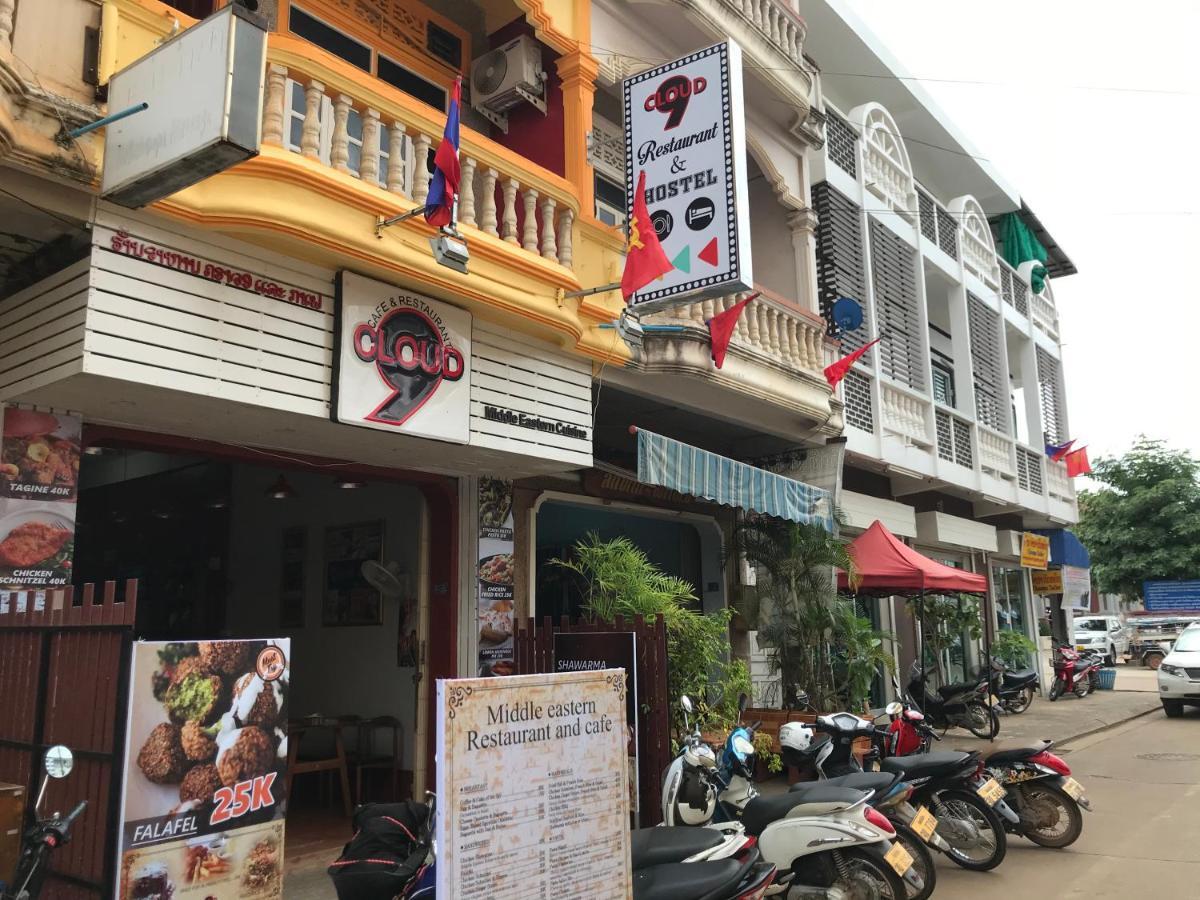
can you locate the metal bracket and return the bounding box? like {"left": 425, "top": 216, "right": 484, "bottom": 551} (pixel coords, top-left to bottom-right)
{"left": 475, "top": 105, "right": 509, "bottom": 134}
{"left": 515, "top": 83, "right": 547, "bottom": 115}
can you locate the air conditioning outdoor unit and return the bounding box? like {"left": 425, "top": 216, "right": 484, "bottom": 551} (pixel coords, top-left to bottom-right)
{"left": 470, "top": 35, "right": 546, "bottom": 133}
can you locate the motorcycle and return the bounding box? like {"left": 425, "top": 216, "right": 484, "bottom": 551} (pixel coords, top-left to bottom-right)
{"left": 1049, "top": 645, "right": 1102, "bottom": 700}
{"left": 986, "top": 656, "right": 1040, "bottom": 714}
{"left": 981, "top": 739, "right": 1091, "bottom": 848}
{"left": 662, "top": 698, "right": 922, "bottom": 899}
{"left": 907, "top": 661, "right": 999, "bottom": 738}
{"left": 2, "top": 746, "right": 86, "bottom": 900}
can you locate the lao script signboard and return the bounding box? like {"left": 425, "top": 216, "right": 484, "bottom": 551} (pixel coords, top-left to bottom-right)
{"left": 436, "top": 671, "right": 632, "bottom": 899}
{"left": 623, "top": 41, "right": 752, "bottom": 312}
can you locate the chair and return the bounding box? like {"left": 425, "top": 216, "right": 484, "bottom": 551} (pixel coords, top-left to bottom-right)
{"left": 353, "top": 716, "right": 410, "bottom": 804}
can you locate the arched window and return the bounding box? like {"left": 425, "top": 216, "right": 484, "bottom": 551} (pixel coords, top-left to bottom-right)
{"left": 849, "top": 103, "right": 915, "bottom": 219}
{"left": 949, "top": 195, "right": 1000, "bottom": 288}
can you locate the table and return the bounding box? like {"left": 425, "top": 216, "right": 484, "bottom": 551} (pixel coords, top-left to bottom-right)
{"left": 285, "top": 716, "right": 354, "bottom": 818}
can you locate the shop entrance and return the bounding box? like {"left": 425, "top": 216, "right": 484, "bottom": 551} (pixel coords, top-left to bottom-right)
{"left": 72, "top": 429, "right": 457, "bottom": 873}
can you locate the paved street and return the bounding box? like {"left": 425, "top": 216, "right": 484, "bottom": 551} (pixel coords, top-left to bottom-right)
{"left": 933, "top": 705, "right": 1200, "bottom": 898}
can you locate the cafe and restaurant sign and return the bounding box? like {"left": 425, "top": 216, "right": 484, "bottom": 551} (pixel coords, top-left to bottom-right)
{"left": 436, "top": 671, "right": 632, "bottom": 899}
{"left": 622, "top": 41, "right": 752, "bottom": 312}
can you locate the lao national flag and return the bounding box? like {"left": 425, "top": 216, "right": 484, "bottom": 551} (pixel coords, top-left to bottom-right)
{"left": 1045, "top": 439, "right": 1075, "bottom": 462}
{"left": 425, "top": 77, "right": 461, "bottom": 228}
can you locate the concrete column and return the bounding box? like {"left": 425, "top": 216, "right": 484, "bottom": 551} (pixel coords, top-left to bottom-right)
{"left": 787, "top": 207, "right": 820, "bottom": 315}
{"left": 555, "top": 51, "right": 600, "bottom": 219}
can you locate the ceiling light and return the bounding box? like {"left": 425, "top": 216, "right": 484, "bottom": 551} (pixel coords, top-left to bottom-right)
{"left": 265, "top": 475, "right": 294, "bottom": 500}
{"left": 334, "top": 477, "right": 366, "bottom": 489}
{"left": 83, "top": 446, "right": 107, "bottom": 456}
{"left": 207, "top": 497, "right": 230, "bottom": 510}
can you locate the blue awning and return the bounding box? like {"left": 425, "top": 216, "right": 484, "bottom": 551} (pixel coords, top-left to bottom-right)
{"left": 636, "top": 429, "right": 833, "bottom": 531}
{"left": 1036, "top": 528, "right": 1091, "bottom": 569}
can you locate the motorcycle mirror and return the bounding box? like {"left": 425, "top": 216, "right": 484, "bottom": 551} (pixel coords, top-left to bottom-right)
{"left": 738, "top": 692, "right": 749, "bottom": 713}
{"left": 680, "top": 695, "right": 693, "bottom": 714}
{"left": 795, "top": 690, "right": 810, "bottom": 710}
{"left": 44, "top": 745, "right": 73, "bottom": 779}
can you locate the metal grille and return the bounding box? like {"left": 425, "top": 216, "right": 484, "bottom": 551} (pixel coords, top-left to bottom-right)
{"left": 1000, "top": 265, "right": 1014, "bottom": 307}
{"left": 813, "top": 182, "right": 871, "bottom": 357}
{"left": 1017, "top": 447, "right": 1044, "bottom": 493}
{"left": 869, "top": 220, "right": 924, "bottom": 390}
{"left": 825, "top": 112, "right": 858, "bottom": 178}
{"left": 936, "top": 410, "right": 974, "bottom": 467}
{"left": 936, "top": 410, "right": 954, "bottom": 461}
{"left": 1012, "top": 279, "right": 1029, "bottom": 316}
{"left": 1037, "top": 347, "right": 1064, "bottom": 444}
{"left": 953, "top": 418, "right": 973, "bottom": 466}
{"left": 844, "top": 369, "right": 874, "bottom": 432}
{"left": 936, "top": 207, "right": 959, "bottom": 259}
{"left": 967, "top": 293, "right": 1006, "bottom": 433}
{"left": 918, "top": 189, "right": 937, "bottom": 242}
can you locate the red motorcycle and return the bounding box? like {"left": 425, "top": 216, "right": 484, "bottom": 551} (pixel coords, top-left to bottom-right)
{"left": 1049, "top": 645, "right": 1102, "bottom": 700}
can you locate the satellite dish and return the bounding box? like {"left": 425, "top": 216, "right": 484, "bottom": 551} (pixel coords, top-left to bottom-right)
{"left": 831, "top": 297, "right": 863, "bottom": 334}
{"left": 361, "top": 560, "right": 407, "bottom": 598}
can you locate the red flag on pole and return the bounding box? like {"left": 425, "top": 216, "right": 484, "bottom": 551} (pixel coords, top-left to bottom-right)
{"left": 621, "top": 170, "right": 674, "bottom": 301}
{"left": 824, "top": 338, "right": 881, "bottom": 389}
{"left": 1065, "top": 447, "right": 1092, "bottom": 477}
{"left": 707, "top": 292, "right": 760, "bottom": 368}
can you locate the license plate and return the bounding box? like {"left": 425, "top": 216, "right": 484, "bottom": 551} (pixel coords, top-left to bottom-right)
{"left": 1076, "top": 645, "right": 1086, "bottom": 652}
{"left": 990, "top": 694, "right": 1001, "bottom": 706}
{"left": 1062, "top": 777, "right": 1085, "bottom": 800}
{"left": 911, "top": 805, "right": 938, "bottom": 841}
{"left": 884, "top": 841, "right": 914, "bottom": 876}
{"left": 976, "top": 777, "right": 1005, "bottom": 806}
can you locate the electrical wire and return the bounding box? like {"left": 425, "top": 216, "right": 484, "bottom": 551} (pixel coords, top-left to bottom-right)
{"left": 0, "top": 186, "right": 86, "bottom": 231}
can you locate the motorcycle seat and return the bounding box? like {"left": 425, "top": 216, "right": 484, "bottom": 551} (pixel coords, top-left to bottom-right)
{"left": 879, "top": 751, "right": 976, "bottom": 780}
{"left": 983, "top": 739, "right": 1053, "bottom": 766}
{"left": 632, "top": 859, "right": 744, "bottom": 900}
{"left": 794, "top": 771, "right": 900, "bottom": 797}
{"left": 741, "top": 786, "right": 866, "bottom": 837}
{"left": 1004, "top": 668, "right": 1038, "bottom": 682}
{"left": 936, "top": 680, "right": 978, "bottom": 698}
{"left": 630, "top": 827, "right": 725, "bottom": 870}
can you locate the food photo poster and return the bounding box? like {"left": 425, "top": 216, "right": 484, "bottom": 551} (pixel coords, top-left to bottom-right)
{"left": 116, "top": 639, "right": 290, "bottom": 899}
{"left": 0, "top": 406, "right": 81, "bottom": 589}
{"left": 477, "top": 477, "right": 515, "bottom": 676}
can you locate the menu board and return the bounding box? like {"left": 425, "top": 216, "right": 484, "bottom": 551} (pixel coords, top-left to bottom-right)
{"left": 436, "top": 671, "right": 632, "bottom": 900}
{"left": 0, "top": 406, "right": 81, "bottom": 589}
{"left": 115, "top": 639, "right": 290, "bottom": 900}
{"left": 477, "top": 477, "right": 515, "bottom": 676}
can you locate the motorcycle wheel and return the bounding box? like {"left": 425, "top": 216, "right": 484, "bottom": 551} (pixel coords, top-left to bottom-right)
{"left": 1016, "top": 783, "right": 1083, "bottom": 848}
{"left": 835, "top": 846, "right": 907, "bottom": 900}
{"left": 965, "top": 703, "right": 1000, "bottom": 739}
{"left": 1007, "top": 685, "right": 1034, "bottom": 714}
{"left": 892, "top": 822, "right": 936, "bottom": 900}
{"left": 1074, "top": 678, "right": 1090, "bottom": 699}
{"left": 935, "top": 789, "right": 1008, "bottom": 871}
{"left": 1049, "top": 678, "right": 1064, "bottom": 701}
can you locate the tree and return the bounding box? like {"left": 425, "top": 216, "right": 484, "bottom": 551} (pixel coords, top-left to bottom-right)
{"left": 1076, "top": 438, "right": 1200, "bottom": 602}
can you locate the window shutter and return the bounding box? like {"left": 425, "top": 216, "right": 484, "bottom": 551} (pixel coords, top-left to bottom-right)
{"left": 813, "top": 182, "right": 871, "bottom": 359}
{"left": 869, "top": 220, "right": 923, "bottom": 391}
{"left": 1036, "top": 347, "right": 1064, "bottom": 444}
{"left": 825, "top": 112, "right": 858, "bottom": 178}
{"left": 967, "top": 293, "right": 1006, "bottom": 433}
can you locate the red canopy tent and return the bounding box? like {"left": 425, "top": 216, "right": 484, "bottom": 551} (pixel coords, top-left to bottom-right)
{"left": 838, "top": 521, "right": 987, "bottom": 595}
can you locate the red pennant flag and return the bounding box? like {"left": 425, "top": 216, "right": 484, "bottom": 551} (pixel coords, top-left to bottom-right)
{"left": 621, "top": 170, "right": 674, "bottom": 301}
{"left": 707, "top": 292, "right": 760, "bottom": 368}
{"left": 1065, "top": 447, "right": 1092, "bottom": 477}
{"left": 824, "top": 338, "right": 881, "bottom": 389}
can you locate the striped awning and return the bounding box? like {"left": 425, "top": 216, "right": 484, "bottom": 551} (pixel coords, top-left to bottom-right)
{"left": 636, "top": 429, "right": 833, "bottom": 531}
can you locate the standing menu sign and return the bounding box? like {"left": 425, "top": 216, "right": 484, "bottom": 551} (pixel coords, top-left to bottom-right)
{"left": 116, "top": 639, "right": 290, "bottom": 899}
{"left": 0, "top": 407, "right": 81, "bottom": 589}
{"left": 554, "top": 632, "right": 639, "bottom": 820}
{"left": 622, "top": 41, "right": 752, "bottom": 313}
{"left": 477, "top": 477, "right": 515, "bottom": 676}
{"left": 436, "top": 671, "right": 632, "bottom": 900}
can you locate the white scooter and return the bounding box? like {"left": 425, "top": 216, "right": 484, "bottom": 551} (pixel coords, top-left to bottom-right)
{"left": 662, "top": 698, "right": 921, "bottom": 899}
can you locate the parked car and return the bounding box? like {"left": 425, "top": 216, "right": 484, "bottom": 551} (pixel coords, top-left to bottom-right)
{"left": 1073, "top": 615, "right": 1128, "bottom": 666}
{"left": 1157, "top": 624, "right": 1200, "bottom": 717}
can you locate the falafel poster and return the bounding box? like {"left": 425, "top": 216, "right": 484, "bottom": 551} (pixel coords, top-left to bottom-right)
{"left": 115, "top": 639, "right": 290, "bottom": 899}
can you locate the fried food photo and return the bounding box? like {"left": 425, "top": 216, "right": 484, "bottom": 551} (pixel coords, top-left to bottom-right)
{"left": 215, "top": 727, "right": 275, "bottom": 787}
{"left": 165, "top": 673, "right": 226, "bottom": 726}
{"left": 137, "top": 723, "right": 188, "bottom": 785}
{"left": 184, "top": 839, "right": 230, "bottom": 883}
{"left": 198, "top": 641, "right": 255, "bottom": 677}
{"left": 0, "top": 521, "right": 71, "bottom": 568}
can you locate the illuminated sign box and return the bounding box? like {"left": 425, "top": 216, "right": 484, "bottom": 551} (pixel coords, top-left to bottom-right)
{"left": 101, "top": 4, "right": 267, "bottom": 208}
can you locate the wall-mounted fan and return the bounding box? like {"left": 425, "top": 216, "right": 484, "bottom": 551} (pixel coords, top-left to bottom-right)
{"left": 361, "top": 560, "right": 408, "bottom": 598}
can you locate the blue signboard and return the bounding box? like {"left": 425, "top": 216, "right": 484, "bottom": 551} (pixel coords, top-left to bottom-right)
{"left": 1143, "top": 580, "right": 1200, "bottom": 611}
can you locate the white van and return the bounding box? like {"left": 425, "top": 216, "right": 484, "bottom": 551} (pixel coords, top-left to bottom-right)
{"left": 1073, "top": 615, "right": 1129, "bottom": 665}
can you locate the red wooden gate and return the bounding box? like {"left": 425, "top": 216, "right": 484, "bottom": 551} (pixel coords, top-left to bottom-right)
{"left": 513, "top": 614, "right": 671, "bottom": 825}
{"left": 0, "top": 581, "right": 138, "bottom": 899}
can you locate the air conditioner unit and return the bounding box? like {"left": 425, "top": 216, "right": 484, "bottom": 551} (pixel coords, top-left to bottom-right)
{"left": 470, "top": 35, "right": 546, "bottom": 132}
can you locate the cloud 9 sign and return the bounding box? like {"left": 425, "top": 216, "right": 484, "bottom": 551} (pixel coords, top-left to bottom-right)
{"left": 623, "top": 41, "right": 752, "bottom": 312}
{"left": 333, "top": 271, "right": 470, "bottom": 443}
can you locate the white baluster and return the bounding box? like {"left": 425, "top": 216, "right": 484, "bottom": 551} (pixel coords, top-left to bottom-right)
{"left": 501, "top": 178, "right": 520, "bottom": 244}
{"left": 387, "top": 123, "right": 407, "bottom": 196}
{"left": 747, "top": 304, "right": 762, "bottom": 347}
{"left": 540, "top": 196, "right": 558, "bottom": 260}
{"left": 301, "top": 80, "right": 325, "bottom": 160}
{"left": 458, "top": 156, "right": 477, "bottom": 228}
{"left": 480, "top": 168, "right": 500, "bottom": 236}
{"left": 556, "top": 208, "right": 574, "bottom": 268}
{"left": 360, "top": 108, "right": 380, "bottom": 184}
{"left": 262, "top": 65, "right": 287, "bottom": 146}
{"left": 412, "top": 133, "right": 432, "bottom": 204}
{"left": 0, "top": 0, "right": 15, "bottom": 49}
{"left": 786, "top": 318, "right": 799, "bottom": 365}
{"left": 522, "top": 188, "right": 539, "bottom": 252}
{"left": 331, "top": 95, "right": 352, "bottom": 173}
{"left": 767, "top": 308, "right": 781, "bottom": 356}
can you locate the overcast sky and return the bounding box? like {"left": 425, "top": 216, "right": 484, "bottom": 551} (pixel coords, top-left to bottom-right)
{"left": 842, "top": 0, "right": 1200, "bottom": 464}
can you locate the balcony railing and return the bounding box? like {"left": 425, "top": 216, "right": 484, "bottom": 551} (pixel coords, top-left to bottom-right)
{"left": 978, "top": 425, "right": 1016, "bottom": 480}
{"left": 641, "top": 290, "right": 828, "bottom": 377}
{"left": 998, "top": 259, "right": 1029, "bottom": 317}
{"left": 262, "top": 38, "right": 577, "bottom": 270}
{"left": 1046, "top": 459, "right": 1074, "bottom": 501}
{"left": 722, "top": 0, "right": 806, "bottom": 66}
{"left": 935, "top": 406, "right": 973, "bottom": 469}
{"left": 1016, "top": 445, "right": 1045, "bottom": 495}
{"left": 880, "top": 381, "right": 931, "bottom": 446}
{"left": 916, "top": 187, "right": 959, "bottom": 261}
{"left": 1031, "top": 290, "right": 1059, "bottom": 340}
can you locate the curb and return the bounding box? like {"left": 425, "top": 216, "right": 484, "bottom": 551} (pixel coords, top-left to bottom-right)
{"left": 1056, "top": 704, "right": 1160, "bottom": 748}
